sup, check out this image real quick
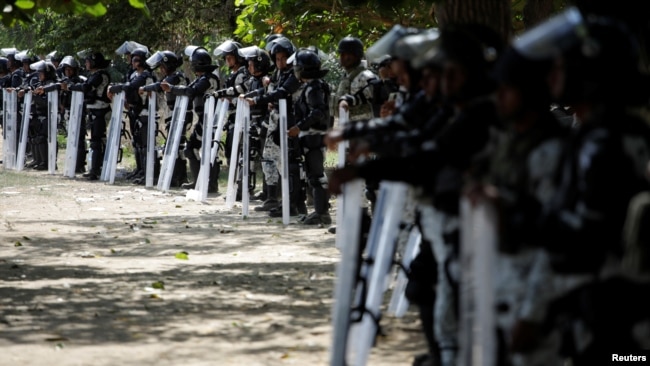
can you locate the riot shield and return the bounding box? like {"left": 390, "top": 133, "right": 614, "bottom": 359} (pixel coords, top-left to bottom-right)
{"left": 458, "top": 197, "right": 498, "bottom": 366}
{"left": 63, "top": 91, "right": 84, "bottom": 178}
{"left": 16, "top": 91, "right": 32, "bottom": 171}
{"left": 2, "top": 89, "right": 17, "bottom": 170}
{"left": 100, "top": 91, "right": 124, "bottom": 183}
{"left": 225, "top": 100, "right": 245, "bottom": 209}
{"left": 47, "top": 90, "right": 59, "bottom": 174}
{"left": 329, "top": 178, "right": 364, "bottom": 366}
{"left": 278, "top": 99, "right": 290, "bottom": 225}
{"left": 387, "top": 228, "right": 421, "bottom": 317}
{"left": 145, "top": 92, "right": 157, "bottom": 187}
{"left": 334, "top": 107, "right": 352, "bottom": 249}
{"left": 187, "top": 95, "right": 217, "bottom": 201}
{"left": 347, "top": 182, "right": 408, "bottom": 366}
{"left": 157, "top": 95, "right": 189, "bottom": 191}
{"left": 241, "top": 107, "right": 250, "bottom": 217}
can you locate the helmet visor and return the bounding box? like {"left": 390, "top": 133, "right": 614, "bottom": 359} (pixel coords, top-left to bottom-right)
{"left": 116, "top": 41, "right": 149, "bottom": 55}
{"left": 513, "top": 7, "right": 586, "bottom": 60}
{"left": 146, "top": 51, "right": 164, "bottom": 69}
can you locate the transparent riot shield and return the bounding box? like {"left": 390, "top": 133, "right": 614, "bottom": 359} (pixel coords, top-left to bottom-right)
{"left": 329, "top": 178, "right": 364, "bottom": 366}
{"left": 278, "top": 99, "right": 290, "bottom": 225}
{"left": 225, "top": 100, "right": 245, "bottom": 209}
{"left": 347, "top": 181, "right": 408, "bottom": 366}
{"left": 241, "top": 108, "right": 250, "bottom": 217}
{"left": 145, "top": 92, "right": 157, "bottom": 188}
{"left": 47, "top": 90, "right": 59, "bottom": 174}
{"left": 187, "top": 95, "right": 217, "bottom": 201}
{"left": 334, "top": 107, "right": 353, "bottom": 249}
{"left": 2, "top": 89, "right": 18, "bottom": 170}
{"left": 63, "top": 91, "right": 84, "bottom": 178}
{"left": 16, "top": 91, "right": 32, "bottom": 171}
{"left": 458, "top": 197, "right": 497, "bottom": 366}
{"left": 157, "top": 95, "right": 189, "bottom": 192}
{"left": 100, "top": 91, "right": 124, "bottom": 183}
{"left": 387, "top": 228, "right": 421, "bottom": 317}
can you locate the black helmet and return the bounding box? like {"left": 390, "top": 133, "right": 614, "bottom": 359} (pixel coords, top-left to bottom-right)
{"left": 435, "top": 23, "right": 504, "bottom": 101}
{"left": 264, "top": 33, "right": 285, "bottom": 51}
{"left": 0, "top": 57, "right": 8, "bottom": 74}
{"left": 246, "top": 48, "right": 272, "bottom": 75}
{"left": 214, "top": 40, "right": 245, "bottom": 64}
{"left": 186, "top": 46, "right": 216, "bottom": 73}
{"left": 293, "top": 49, "right": 328, "bottom": 79}
{"left": 269, "top": 37, "right": 295, "bottom": 63}
{"left": 130, "top": 47, "right": 149, "bottom": 68}
{"left": 147, "top": 50, "right": 182, "bottom": 71}
{"left": 30, "top": 60, "right": 57, "bottom": 81}
{"left": 81, "top": 51, "right": 110, "bottom": 69}
{"left": 337, "top": 37, "right": 364, "bottom": 58}
{"left": 60, "top": 55, "right": 80, "bottom": 69}
{"left": 557, "top": 15, "right": 646, "bottom": 105}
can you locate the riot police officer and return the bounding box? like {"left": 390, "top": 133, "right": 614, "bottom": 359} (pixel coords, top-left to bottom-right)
{"left": 161, "top": 46, "right": 220, "bottom": 191}
{"left": 213, "top": 40, "right": 249, "bottom": 169}
{"left": 289, "top": 49, "right": 332, "bottom": 226}
{"left": 141, "top": 50, "right": 192, "bottom": 187}
{"left": 109, "top": 47, "right": 157, "bottom": 184}
{"left": 62, "top": 51, "right": 112, "bottom": 181}
{"left": 28, "top": 60, "right": 59, "bottom": 170}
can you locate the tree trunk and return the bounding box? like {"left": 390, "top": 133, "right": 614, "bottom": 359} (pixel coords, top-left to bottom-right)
{"left": 432, "top": 0, "right": 512, "bottom": 41}
{"left": 522, "top": 0, "right": 555, "bottom": 28}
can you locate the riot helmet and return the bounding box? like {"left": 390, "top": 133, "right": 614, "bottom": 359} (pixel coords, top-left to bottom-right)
{"left": 558, "top": 15, "right": 646, "bottom": 105}
{"left": 433, "top": 23, "right": 504, "bottom": 102}
{"left": 130, "top": 47, "right": 149, "bottom": 69}
{"left": 264, "top": 33, "right": 285, "bottom": 52}
{"left": 60, "top": 55, "right": 80, "bottom": 69}
{"left": 293, "top": 48, "right": 329, "bottom": 79}
{"left": 269, "top": 37, "right": 295, "bottom": 63}
{"left": 337, "top": 37, "right": 364, "bottom": 58}
{"left": 245, "top": 47, "right": 272, "bottom": 75}
{"left": 115, "top": 40, "right": 149, "bottom": 56}
{"left": 214, "top": 40, "right": 245, "bottom": 64}
{"left": 184, "top": 46, "right": 216, "bottom": 73}
{"left": 147, "top": 50, "right": 182, "bottom": 72}
{"left": 78, "top": 50, "right": 110, "bottom": 69}
{"left": 30, "top": 60, "right": 57, "bottom": 81}
{"left": 46, "top": 51, "right": 63, "bottom": 64}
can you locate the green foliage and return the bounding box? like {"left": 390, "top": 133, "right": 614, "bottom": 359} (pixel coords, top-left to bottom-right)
{"left": 233, "top": 0, "right": 436, "bottom": 53}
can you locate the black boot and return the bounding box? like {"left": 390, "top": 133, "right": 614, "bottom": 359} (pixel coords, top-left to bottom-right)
{"left": 254, "top": 184, "right": 279, "bottom": 211}
{"left": 182, "top": 157, "right": 200, "bottom": 189}
{"left": 34, "top": 143, "right": 49, "bottom": 170}
{"left": 208, "top": 161, "right": 220, "bottom": 193}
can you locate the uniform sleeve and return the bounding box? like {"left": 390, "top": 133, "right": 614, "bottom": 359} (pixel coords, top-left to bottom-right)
{"left": 296, "top": 83, "right": 327, "bottom": 131}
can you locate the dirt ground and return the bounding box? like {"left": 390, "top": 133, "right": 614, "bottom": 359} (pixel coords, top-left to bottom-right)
{"left": 0, "top": 150, "right": 427, "bottom": 366}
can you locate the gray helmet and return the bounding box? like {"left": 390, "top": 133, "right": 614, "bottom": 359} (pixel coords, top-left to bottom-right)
{"left": 116, "top": 40, "right": 149, "bottom": 56}
{"left": 30, "top": 60, "right": 57, "bottom": 80}
{"left": 78, "top": 50, "right": 111, "bottom": 69}
{"left": 60, "top": 55, "right": 80, "bottom": 69}
{"left": 245, "top": 47, "right": 272, "bottom": 75}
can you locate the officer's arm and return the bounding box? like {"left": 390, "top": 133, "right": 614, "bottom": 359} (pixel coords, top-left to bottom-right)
{"left": 255, "top": 74, "right": 300, "bottom": 106}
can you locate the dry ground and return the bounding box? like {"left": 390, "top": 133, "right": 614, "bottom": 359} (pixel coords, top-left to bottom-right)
{"left": 0, "top": 156, "right": 426, "bottom": 366}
